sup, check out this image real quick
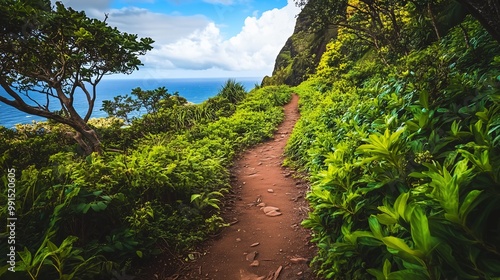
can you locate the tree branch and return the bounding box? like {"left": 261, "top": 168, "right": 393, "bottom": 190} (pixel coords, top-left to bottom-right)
{"left": 79, "top": 81, "right": 93, "bottom": 122}
{"left": 0, "top": 79, "right": 73, "bottom": 126}
{"left": 23, "top": 91, "right": 46, "bottom": 110}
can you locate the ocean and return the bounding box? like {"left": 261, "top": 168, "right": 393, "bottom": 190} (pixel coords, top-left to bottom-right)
{"left": 0, "top": 77, "right": 262, "bottom": 128}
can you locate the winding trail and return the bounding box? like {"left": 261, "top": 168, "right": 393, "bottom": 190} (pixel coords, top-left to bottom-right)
{"left": 146, "top": 94, "right": 317, "bottom": 280}
{"left": 182, "top": 94, "right": 316, "bottom": 280}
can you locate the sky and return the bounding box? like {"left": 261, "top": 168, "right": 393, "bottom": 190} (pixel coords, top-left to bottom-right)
{"left": 54, "top": 0, "right": 301, "bottom": 79}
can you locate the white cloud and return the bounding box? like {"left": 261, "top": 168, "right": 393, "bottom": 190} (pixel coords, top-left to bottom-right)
{"left": 145, "top": 0, "right": 300, "bottom": 75}
{"left": 52, "top": 0, "right": 301, "bottom": 78}
{"left": 106, "top": 7, "right": 210, "bottom": 46}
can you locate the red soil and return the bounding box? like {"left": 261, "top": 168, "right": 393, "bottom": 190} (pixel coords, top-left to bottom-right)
{"left": 143, "top": 95, "right": 317, "bottom": 280}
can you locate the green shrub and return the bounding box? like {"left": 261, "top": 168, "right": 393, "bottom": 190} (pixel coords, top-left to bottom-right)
{"left": 0, "top": 85, "right": 293, "bottom": 279}
{"left": 288, "top": 16, "right": 500, "bottom": 279}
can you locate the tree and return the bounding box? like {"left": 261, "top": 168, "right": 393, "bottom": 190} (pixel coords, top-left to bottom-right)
{"left": 456, "top": 0, "right": 500, "bottom": 43}
{"left": 294, "top": 0, "right": 413, "bottom": 58}
{"left": 102, "top": 87, "right": 187, "bottom": 124}
{"left": 0, "top": 0, "right": 153, "bottom": 154}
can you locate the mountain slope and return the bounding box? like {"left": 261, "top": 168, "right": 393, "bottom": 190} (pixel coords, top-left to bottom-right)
{"left": 262, "top": 0, "right": 336, "bottom": 86}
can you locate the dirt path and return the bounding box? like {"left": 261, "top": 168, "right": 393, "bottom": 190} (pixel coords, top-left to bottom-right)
{"left": 141, "top": 94, "right": 316, "bottom": 280}
{"left": 173, "top": 94, "right": 316, "bottom": 280}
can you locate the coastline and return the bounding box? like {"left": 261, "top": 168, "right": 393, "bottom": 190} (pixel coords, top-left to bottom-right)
{"left": 0, "top": 77, "right": 261, "bottom": 129}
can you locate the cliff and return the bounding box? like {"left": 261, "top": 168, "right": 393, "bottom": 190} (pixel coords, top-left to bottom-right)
{"left": 262, "top": 0, "right": 337, "bottom": 86}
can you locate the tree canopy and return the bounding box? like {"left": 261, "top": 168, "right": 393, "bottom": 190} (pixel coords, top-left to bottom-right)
{"left": 295, "top": 0, "right": 500, "bottom": 45}
{"left": 0, "top": 0, "right": 153, "bottom": 154}
{"left": 455, "top": 0, "right": 500, "bottom": 43}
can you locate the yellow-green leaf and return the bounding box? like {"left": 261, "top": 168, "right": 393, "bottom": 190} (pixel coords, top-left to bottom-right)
{"left": 369, "top": 216, "right": 384, "bottom": 239}
{"left": 382, "top": 236, "right": 424, "bottom": 259}
{"left": 377, "top": 213, "right": 398, "bottom": 225}
{"left": 459, "top": 190, "right": 483, "bottom": 223}
{"left": 411, "top": 207, "right": 437, "bottom": 255}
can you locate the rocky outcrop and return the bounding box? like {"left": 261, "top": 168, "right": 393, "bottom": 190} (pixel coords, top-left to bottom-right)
{"left": 262, "top": 0, "right": 337, "bottom": 86}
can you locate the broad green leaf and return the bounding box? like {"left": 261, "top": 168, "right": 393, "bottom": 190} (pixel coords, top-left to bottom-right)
{"left": 46, "top": 240, "right": 58, "bottom": 252}
{"left": 42, "top": 258, "right": 54, "bottom": 266}
{"left": 344, "top": 228, "right": 375, "bottom": 245}
{"left": 75, "top": 203, "right": 88, "bottom": 213}
{"left": 358, "top": 236, "right": 385, "bottom": 247}
{"left": 383, "top": 259, "right": 392, "bottom": 276}
{"left": 419, "top": 90, "right": 429, "bottom": 109}
{"left": 475, "top": 109, "right": 489, "bottom": 122}
{"left": 147, "top": 209, "right": 154, "bottom": 218}
{"left": 387, "top": 269, "right": 429, "bottom": 280}
{"left": 367, "top": 268, "right": 385, "bottom": 280}
{"left": 92, "top": 190, "right": 103, "bottom": 196}
{"left": 208, "top": 200, "right": 220, "bottom": 210}
{"left": 395, "top": 192, "right": 412, "bottom": 222}
{"left": 410, "top": 207, "right": 436, "bottom": 255}
{"left": 72, "top": 255, "right": 85, "bottom": 262}
{"left": 331, "top": 242, "right": 356, "bottom": 253}
{"left": 459, "top": 190, "right": 483, "bottom": 223}
{"left": 382, "top": 236, "right": 424, "bottom": 259}
{"left": 114, "top": 241, "right": 124, "bottom": 250}
{"left": 90, "top": 201, "right": 107, "bottom": 212}
{"left": 18, "top": 247, "right": 33, "bottom": 267}
{"left": 377, "top": 213, "right": 398, "bottom": 225}
{"left": 102, "top": 247, "right": 114, "bottom": 253}
{"left": 190, "top": 194, "right": 202, "bottom": 202}
{"left": 83, "top": 204, "right": 91, "bottom": 214}
{"left": 369, "top": 216, "right": 384, "bottom": 239}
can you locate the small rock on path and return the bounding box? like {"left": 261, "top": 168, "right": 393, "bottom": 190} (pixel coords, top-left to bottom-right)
{"left": 142, "top": 95, "right": 318, "bottom": 279}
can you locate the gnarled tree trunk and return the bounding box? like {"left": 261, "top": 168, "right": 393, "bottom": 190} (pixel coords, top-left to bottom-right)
{"left": 0, "top": 79, "right": 103, "bottom": 155}
{"left": 71, "top": 122, "right": 103, "bottom": 155}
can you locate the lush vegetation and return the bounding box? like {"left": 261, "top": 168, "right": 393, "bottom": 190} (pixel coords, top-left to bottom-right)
{"left": 283, "top": 2, "right": 500, "bottom": 279}
{"left": 261, "top": 0, "right": 338, "bottom": 87}
{"left": 0, "top": 0, "right": 153, "bottom": 154}
{"left": 4, "top": 0, "right": 500, "bottom": 279}
{"left": 0, "top": 81, "right": 292, "bottom": 279}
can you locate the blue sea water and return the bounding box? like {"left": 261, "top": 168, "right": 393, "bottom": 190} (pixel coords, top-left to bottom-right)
{"left": 0, "top": 77, "right": 261, "bottom": 128}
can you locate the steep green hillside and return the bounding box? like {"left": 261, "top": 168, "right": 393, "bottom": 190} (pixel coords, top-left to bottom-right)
{"left": 261, "top": 0, "right": 337, "bottom": 86}
{"left": 282, "top": 1, "right": 500, "bottom": 279}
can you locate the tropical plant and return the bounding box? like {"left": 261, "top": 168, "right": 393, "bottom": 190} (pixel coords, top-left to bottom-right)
{"left": 286, "top": 10, "right": 500, "bottom": 279}
{"left": 101, "top": 87, "right": 187, "bottom": 124}
{"left": 0, "top": 85, "right": 293, "bottom": 278}
{"left": 217, "top": 79, "right": 247, "bottom": 104}
{"left": 0, "top": 0, "right": 153, "bottom": 154}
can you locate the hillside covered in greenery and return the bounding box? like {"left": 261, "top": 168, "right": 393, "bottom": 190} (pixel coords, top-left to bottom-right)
{"left": 274, "top": 0, "right": 500, "bottom": 279}
{"left": 261, "top": 0, "right": 338, "bottom": 87}
{"left": 0, "top": 79, "right": 293, "bottom": 278}
{"left": 2, "top": 0, "right": 500, "bottom": 279}
{"left": 0, "top": 2, "right": 296, "bottom": 278}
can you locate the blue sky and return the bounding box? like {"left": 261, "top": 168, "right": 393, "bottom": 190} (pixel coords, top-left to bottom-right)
{"left": 55, "top": 0, "right": 301, "bottom": 79}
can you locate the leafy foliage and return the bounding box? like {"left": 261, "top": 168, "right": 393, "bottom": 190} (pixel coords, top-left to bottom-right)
{"left": 101, "top": 79, "right": 249, "bottom": 141}
{"left": 286, "top": 12, "right": 500, "bottom": 279}
{"left": 0, "top": 0, "right": 153, "bottom": 154}
{"left": 102, "top": 87, "right": 187, "bottom": 123}
{"left": 0, "top": 83, "right": 292, "bottom": 279}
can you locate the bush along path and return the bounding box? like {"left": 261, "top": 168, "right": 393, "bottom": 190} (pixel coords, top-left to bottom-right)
{"left": 174, "top": 94, "right": 317, "bottom": 280}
